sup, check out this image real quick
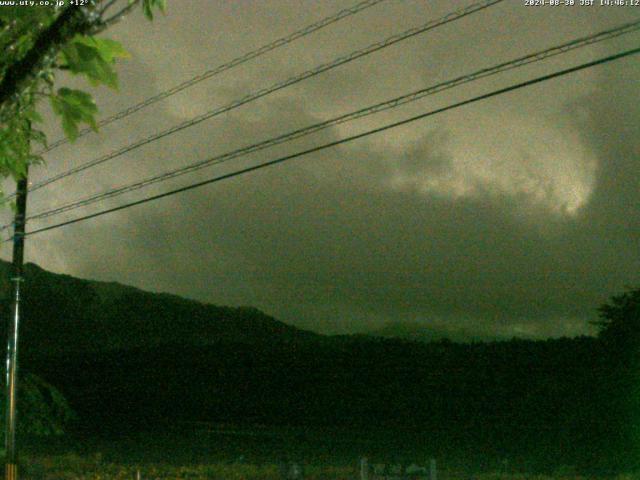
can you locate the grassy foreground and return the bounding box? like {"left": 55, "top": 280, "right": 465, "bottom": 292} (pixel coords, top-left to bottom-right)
{"left": 11, "top": 454, "right": 640, "bottom": 480}
{"left": 19, "top": 454, "right": 350, "bottom": 479}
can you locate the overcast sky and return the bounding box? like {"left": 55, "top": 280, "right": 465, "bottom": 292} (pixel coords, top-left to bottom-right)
{"left": 2, "top": 0, "right": 639, "bottom": 338}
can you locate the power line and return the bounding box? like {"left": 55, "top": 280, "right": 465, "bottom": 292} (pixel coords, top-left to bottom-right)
{"left": 16, "top": 46, "right": 640, "bottom": 241}
{"left": 20, "top": 20, "right": 640, "bottom": 225}
{"left": 39, "top": 0, "right": 388, "bottom": 154}
{"left": 26, "top": 0, "right": 504, "bottom": 194}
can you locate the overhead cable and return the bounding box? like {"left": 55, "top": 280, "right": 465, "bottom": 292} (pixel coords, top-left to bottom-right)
{"left": 39, "top": 0, "right": 389, "bottom": 154}
{"left": 21, "top": 20, "right": 640, "bottom": 225}
{"left": 16, "top": 46, "right": 640, "bottom": 240}
{"left": 26, "top": 0, "right": 504, "bottom": 194}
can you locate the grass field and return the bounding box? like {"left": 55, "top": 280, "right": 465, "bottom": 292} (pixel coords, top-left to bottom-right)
{"left": 15, "top": 453, "right": 640, "bottom": 480}
{"left": 11, "top": 425, "right": 638, "bottom": 479}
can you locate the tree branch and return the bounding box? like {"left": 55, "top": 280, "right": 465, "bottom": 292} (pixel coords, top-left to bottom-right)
{"left": 0, "top": 6, "right": 95, "bottom": 108}
{"left": 92, "top": 0, "right": 140, "bottom": 34}
{"left": 98, "top": 0, "right": 120, "bottom": 16}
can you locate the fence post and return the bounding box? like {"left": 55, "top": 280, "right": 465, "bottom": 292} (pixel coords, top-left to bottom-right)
{"left": 429, "top": 459, "right": 437, "bottom": 480}
{"left": 360, "top": 457, "right": 368, "bottom": 480}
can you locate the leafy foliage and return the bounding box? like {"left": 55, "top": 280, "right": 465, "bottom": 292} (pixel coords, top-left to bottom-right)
{"left": 0, "top": 373, "right": 76, "bottom": 437}
{"left": 0, "top": 7, "right": 54, "bottom": 73}
{"left": 0, "top": 0, "right": 166, "bottom": 198}
{"left": 50, "top": 88, "right": 98, "bottom": 141}
{"left": 143, "top": 0, "right": 167, "bottom": 20}
{"left": 0, "top": 6, "right": 62, "bottom": 185}
{"left": 0, "top": 103, "right": 45, "bottom": 179}
{"left": 594, "top": 287, "right": 640, "bottom": 348}
{"left": 60, "top": 35, "right": 130, "bottom": 89}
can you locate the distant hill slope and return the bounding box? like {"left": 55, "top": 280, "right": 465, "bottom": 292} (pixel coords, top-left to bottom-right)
{"left": 0, "top": 260, "right": 317, "bottom": 355}
{"left": 367, "top": 321, "right": 500, "bottom": 343}
{"left": 368, "top": 321, "right": 448, "bottom": 342}
{"left": 0, "top": 261, "right": 630, "bottom": 471}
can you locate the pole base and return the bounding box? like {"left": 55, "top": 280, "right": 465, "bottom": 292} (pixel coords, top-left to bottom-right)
{"left": 5, "top": 462, "right": 17, "bottom": 480}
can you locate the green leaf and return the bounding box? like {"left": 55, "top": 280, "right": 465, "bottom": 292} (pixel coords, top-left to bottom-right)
{"left": 0, "top": 6, "right": 53, "bottom": 24}
{"left": 50, "top": 88, "right": 98, "bottom": 142}
{"left": 42, "top": 70, "right": 55, "bottom": 86}
{"left": 143, "top": 1, "right": 153, "bottom": 20}
{"left": 73, "top": 36, "right": 130, "bottom": 63}
{"left": 30, "top": 129, "right": 47, "bottom": 148}
{"left": 0, "top": 110, "right": 36, "bottom": 179}
{"left": 24, "top": 109, "right": 43, "bottom": 124}
{"left": 53, "top": 106, "right": 77, "bottom": 141}
{"left": 28, "top": 153, "right": 44, "bottom": 166}
{"left": 143, "top": 0, "right": 167, "bottom": 20}
{"left": 60, "top": 36, "right": 128, "bottom": 90}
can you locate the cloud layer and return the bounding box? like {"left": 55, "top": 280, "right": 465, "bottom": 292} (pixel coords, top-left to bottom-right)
{"left": 4, "top": 1, "right": 638, "bottom": 339}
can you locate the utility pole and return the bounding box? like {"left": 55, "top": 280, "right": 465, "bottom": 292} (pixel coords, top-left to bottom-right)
{"left": 4, "top": 167, "right": 28, "bottom": 480}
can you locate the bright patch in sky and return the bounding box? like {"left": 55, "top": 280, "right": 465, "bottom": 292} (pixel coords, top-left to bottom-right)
{"left": 389, "top": 112, "right": 597, "bottom": 216}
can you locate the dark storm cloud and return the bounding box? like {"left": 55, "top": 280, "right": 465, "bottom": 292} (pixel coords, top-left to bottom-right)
{"left": 7, "top": 1, "right": 639, "bottom": 339}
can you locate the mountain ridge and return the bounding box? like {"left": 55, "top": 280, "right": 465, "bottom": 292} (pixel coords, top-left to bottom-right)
{"left": 0, "top": 260, "right": 319, "bottom": 356}
{"left": 0, "top": 260, "right": 628, "bottom": 471}
{"left": 366, "top": 320, "right": 511, "bottom": 343}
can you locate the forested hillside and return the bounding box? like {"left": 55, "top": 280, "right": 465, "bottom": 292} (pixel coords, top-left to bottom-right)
{"left": 0, "top": 261, "right": 636, "bottom": 472}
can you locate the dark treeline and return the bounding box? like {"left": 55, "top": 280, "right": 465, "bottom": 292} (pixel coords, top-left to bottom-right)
{"left": 1, "top": 261, "right": 638, "bottom": 473}
{"left": 27, "top": 336, "right": 634, "bottom": 472}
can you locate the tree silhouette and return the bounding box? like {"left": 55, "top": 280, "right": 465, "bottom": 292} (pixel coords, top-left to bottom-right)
{"left": 591, "top": 288, "right": 640, "bottom": 471}
{"left": 594, "top": 287, "right": 640, "bottom": 350}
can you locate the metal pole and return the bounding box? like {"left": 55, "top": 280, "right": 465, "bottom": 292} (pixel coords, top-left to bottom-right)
{"left": 359, "top": 457, "right": 368, "bottom": 480}
{"left": 4, "top": 167, "right": 28, "bottom": 480}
